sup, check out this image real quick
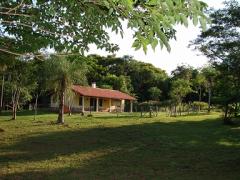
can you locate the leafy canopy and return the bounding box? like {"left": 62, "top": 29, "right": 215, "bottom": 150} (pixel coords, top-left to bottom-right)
{"left": 0, "top": 0, "right": 208, "bottom": 56}
{"left": 192, "top": 0, "right": 240, "bottom": 104}
{"left": 170, "top": 79, "right": 192, "bottom": 103}
{"left": 44, "top": 56, "right": 88, "bottom": 96}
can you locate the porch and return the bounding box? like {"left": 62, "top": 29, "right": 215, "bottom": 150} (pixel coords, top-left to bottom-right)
{"left": 77, "top": 96, "right": 133, "bottom": 113}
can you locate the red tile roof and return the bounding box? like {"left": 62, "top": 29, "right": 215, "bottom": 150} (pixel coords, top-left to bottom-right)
{"left": 72, "top": 85, "right": 136, "bottom": 100}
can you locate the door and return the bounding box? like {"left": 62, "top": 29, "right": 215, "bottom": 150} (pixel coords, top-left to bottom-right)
{"left": 90, "top": 98, "right": 97, "bottom": 111}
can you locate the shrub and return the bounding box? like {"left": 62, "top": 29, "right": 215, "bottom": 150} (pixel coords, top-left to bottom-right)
{"left": 192, "top": 101, "right": 208, "bottom": 110}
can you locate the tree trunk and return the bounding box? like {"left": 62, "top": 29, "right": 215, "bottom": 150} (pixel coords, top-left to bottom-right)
{"left": 174, "top": 104, "right": 177, "bottom": 117}
{"left": 57, "top": 92, "right": 65, "bottom": 124}
{"left": 12, "top": 104, "right": 17, "bottom": 120}
{"left": 234, "top": 103, "right": 238, "bottom": 117}
{"left": 11, "top": 89, "right": 17, "bottom": 120}
{"left": 34, "top": 94, "right": 38, "bottom": 121}
{"left": 149, "top": 106, "right": 152, "bottom": 118}
{"left": 68, "top": 104, "right": 72, "bottom": 116}
{"left": 223, "top": 104, "right": 232, "bottom": 125}
{"left": 68, "top": 98, "right": 72, "bottom": 116}
{"left": 198, "top": 86, "right": 202, "bottom": 112}
{"left": 11, "top": 89, "right": 20, "bottom": 120}
{"left": 179, "top": 102, "right": 182, "bottom": 116}
{"left": 208, "top": 87, "right": 211, "bottom": 113}
{"left": 57, "top": 79, "right": 65, "bottom": 124}
{"left": 0, "top": 74, "right": 4, "bottom": 112}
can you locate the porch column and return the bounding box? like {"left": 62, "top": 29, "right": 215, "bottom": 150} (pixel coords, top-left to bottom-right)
{"left": 96, "top": 97, "right": 99, "bottom": 112}
{"left": 109, "top": 99, "right": 112, "bottom": 112}
{"left": 120, "top": 100, "right": 124, "bottom": 112}
{"left": 82, "top": 96, "right": 85, "bottom": 112}
{"left": 130, "top": 100, "right": 133, "bottom": 113}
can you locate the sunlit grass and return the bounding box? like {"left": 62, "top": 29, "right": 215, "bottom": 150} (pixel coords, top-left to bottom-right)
{"left": 0, "top": 111, "right": 240, "bottom": 179}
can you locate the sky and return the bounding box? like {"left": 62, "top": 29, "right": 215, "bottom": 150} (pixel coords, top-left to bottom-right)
{"left": 87, "top": 0, "right": 226, "bottom": 74}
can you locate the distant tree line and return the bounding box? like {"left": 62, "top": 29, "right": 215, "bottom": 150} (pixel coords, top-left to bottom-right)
{"left": 1, "top": 0, "right": 240, "bottom": 125}
{"left": 0, "top": 54, "right": 218, "bottom": 119}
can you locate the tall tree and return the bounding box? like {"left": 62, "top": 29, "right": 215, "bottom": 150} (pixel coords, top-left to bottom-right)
{"left": 6, "top": 59, "right": 36, "bottom": 120}
{"left": 201, "top": 66, "right": 217, "bottom": 112}
{"left": 170, "top": 79, "right": 192, "bottom": 116}
{"left": 0, "top": 0, "right": 208, "bottom": 57}
{"left": 171, "top": 65, "right": 194, "bottom": 81}
{"left": 192, "top": 0, "right": 240, "bottom": 124}
{"left": 0, "top": 64, "right": 7, "bottom": 112}
{"left": 192, "top": 71, "right": 207, "bottom": 111}
{"left": 44, "top": 56, "right": 87, "bottom": 124}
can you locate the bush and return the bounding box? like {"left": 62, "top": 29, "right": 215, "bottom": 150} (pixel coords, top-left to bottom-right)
{"left": 192, "top": 101, "right": 208, "bottom": 110}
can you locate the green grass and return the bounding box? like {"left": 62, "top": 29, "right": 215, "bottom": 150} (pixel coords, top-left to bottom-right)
{"left": 0, "top": 111, "right": 240, "bottom": 180}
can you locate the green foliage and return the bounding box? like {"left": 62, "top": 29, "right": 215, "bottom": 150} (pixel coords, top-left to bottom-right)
{"left": 148, "top": 87, "right": 161, "bottom": 101}
{"left": 192, "top": 0, "right": 240, "bottom": 122}
{"left": 43, "top": 56, "right": 88, "bottom": 123}
{"left": 6, "top": 59, "right": 37, "bottom": 105}
{"left": 170, "top": 79, "right": 193, "bottom": 103}
{"left": 85, "top": 55, "right": 168, "bottom": 101}
{"left": 171, "top": 65, "right": 195, "bottom": 81}
{"left": 0, "top": 0, "right": 208, "bottom": 57}
{"left": 192, "top": 101, "right": 208, "bottom": 110}
{"left": 44, "top": 56, "right": 87, "bottom": 95}
{"left": 99, "top": 84, "right": 113, "bottom": 90}
{"left": 102, "top": 74, "right": 133, "bottom": 94}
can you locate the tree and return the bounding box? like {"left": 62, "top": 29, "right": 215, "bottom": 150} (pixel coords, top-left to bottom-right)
{"left": 171, "top": 65, "right": 194, "bottom": 81}
{"left": 148, "top": 87, "right": 161, "bottom": 101}
{"left": 0, "top": 53, "right": 15, "bottom": 112}
{"left": 0, "top": 64, "right": 7, "bottom": 112}
{"left": 191, "top": 0, "right": 240, "bottom": 124}
{"left": 170, "top": 79, "right": 192, "bottom": 116}
{"left": 5, "top": 59, "right": 36, "bottom": 120}
{"left": 192, "top": 71, "right": 207, "bottom": 112}
{"left": 194, "top": 72, "right": 206, "bottom": 102}
{"left": 44, "top": 56, "right": 87, "bottom": 124}
{"left": 201, "top": 66, "right": 217, "bottom": 112}
{"left": 31, "top": 60, "right": 48, "bottom": 120}
{"left": 0, "top": 0, "right": 208, "bottom": 58}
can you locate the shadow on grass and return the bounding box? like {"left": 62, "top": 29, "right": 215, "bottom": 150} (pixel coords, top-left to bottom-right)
{"left": 1, "top": 118, "right": 240, "bottom": 179}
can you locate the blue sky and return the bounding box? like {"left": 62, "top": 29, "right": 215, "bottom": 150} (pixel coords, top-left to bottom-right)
{"left": 87, "top": 0, "right": 231, "bottom": 74}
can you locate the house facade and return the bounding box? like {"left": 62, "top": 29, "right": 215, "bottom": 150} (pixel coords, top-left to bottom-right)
{"left": 51, "top": 83, "right": 136, "bottom": 113}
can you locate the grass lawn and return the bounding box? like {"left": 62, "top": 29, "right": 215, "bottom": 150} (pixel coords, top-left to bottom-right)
{"left": 0, "top": 111, "right": 240, "bottom": 180}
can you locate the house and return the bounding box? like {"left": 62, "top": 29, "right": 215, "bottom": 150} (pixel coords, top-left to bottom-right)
{"left": 50, "top": 83, "right": 136, "bottom": 113}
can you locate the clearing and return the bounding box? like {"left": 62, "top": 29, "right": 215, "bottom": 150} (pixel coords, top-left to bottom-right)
{"left": 0, "top": 111, "right": 240, "bottom": 180}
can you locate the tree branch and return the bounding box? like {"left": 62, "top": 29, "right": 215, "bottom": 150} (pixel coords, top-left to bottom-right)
{"left": 0, "top": 48, "right": 82, "bottom": 60}
{"left": 7, "top": 0, "right": 24, "bottom": 13}
{"left": 1, "top": 20, "right": 61, "bottom": 36}
{"left": 0, "top": 48, "right": 23, "bottom": 56}
{"left": 0, "top": 11, "right": 31, "bottom": 17}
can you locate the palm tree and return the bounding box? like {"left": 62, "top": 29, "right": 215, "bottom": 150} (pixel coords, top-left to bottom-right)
{"left": 44, "top": 56, "right": 87, "bottom": 124}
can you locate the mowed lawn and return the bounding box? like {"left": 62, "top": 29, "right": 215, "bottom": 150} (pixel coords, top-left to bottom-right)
{"left": 0, "top": 111, "right": 240, "bottom": 180}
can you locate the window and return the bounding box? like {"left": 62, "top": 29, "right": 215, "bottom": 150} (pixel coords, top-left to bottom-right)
{"left": 79, "top": 97, "right": 82, "bottom": 106}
